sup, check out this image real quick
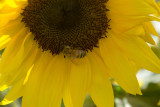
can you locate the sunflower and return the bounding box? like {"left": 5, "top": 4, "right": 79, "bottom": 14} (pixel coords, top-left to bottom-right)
{"left": 0, "top": 0, "right": 160, "bottom": 106}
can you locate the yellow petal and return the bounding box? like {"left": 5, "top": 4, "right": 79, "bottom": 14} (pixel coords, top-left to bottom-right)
{"left": 21, "top": 52, "right": 53, "bottom": 107}
{"left": 107, "top": 0, "right": 160, "bottom": 33}
{"left": 69, "top": 57, "right": 91, "bottom": 107}
{"left": 0, "top": 27, "right": 27, "bottom": 67}
{"left": 124, "top": 24, "right": 155, "bottom": 45}
{"left": 0, "top": 74, "right": 26, "bottom": 105}
{"left": 0, "top": 18, "right": 24, "bottom": 38}
{"left": 99, "top": 37, "right": 141, "bottom": 95}
{"left": 0, "top": 35, "right": 10, "bottom": 50}
{"left": 63, "top": 83, "right": 73, "bottom": 107}
{"left": 143, "top": 21, "right": 159, "bottom": 37}
{"left": 140, "top": 21, "right": 159, "bottom": 44}
{"left": 112, "top": 34, "right": 160, "bottom": 74}
{"left": 0, "top": 5, "right": 20, "bottom": 14}
{"left": 141, "top": 29, "right": 155, "bottom": 45}
{"left": 62, "top": 59, "right": 73, "bottom": 107}
{"left": 22, "top": 54, "right": 66, "bottom": 107}
{"left": 88, "top": 52, "right": 114, "bottom": 107}
{"left": 0, "top": 32, "right": 40, "bottom": 91}
{"left": 0, "top": 0, "right": 26, "bottom": 27}
{"left": 0, "top": 12, "right": 20, "bottom": 27}
{"left": 0, "top": 66, "right": 34, "bottom": 105}
{"left": 5, "top": 0, "right": 18, "bottom": 7}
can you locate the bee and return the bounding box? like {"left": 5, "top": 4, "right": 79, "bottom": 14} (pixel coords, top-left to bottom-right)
{"left": 62, "top": 46, "right": 86, "bottom": 59}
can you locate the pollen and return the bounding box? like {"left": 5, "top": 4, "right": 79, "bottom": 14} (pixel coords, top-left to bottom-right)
{"left": 21, "top": 0, "right": 110, "bottom": 55}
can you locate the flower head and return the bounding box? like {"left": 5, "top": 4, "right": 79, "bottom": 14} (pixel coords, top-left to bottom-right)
{"left": 0, "top": 0, "right": 160, "bottom": 107}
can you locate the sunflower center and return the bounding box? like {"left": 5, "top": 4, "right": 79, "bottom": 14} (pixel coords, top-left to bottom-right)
{"left": 47, "top": 0, "right": 80, "bottom": 29}
{"left": 21, "top": 0, "right": 110, "bottom": 56}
